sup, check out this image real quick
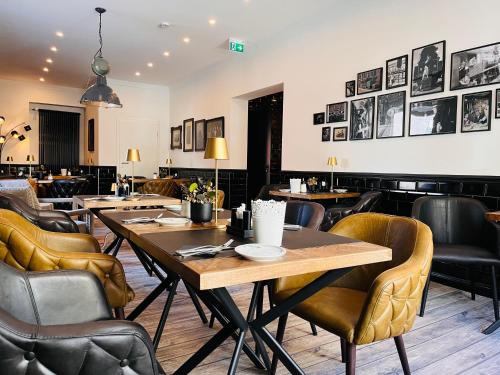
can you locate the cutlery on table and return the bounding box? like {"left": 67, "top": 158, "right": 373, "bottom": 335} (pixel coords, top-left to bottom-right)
{"left": 176, "top": 239, "right": 235, "bottom": 257}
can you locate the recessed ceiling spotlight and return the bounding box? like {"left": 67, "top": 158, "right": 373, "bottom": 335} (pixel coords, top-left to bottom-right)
{"left": 158, "top": 22, "right": 171, "bottom": 29}
{"left": 147, "top": 62, "right": 153, "bottom": 68}
{"left": 208, "top": 18, "right": 216, "bottom": 26}
{"left": 39, "top": 77, "right": 45, "bottom": 82}
{"left": 163, "top": 51, "right": 170, "bottom": 57}
{"left": 55, "top": 31, "right": 64, "bottom": 37}
{"left": 50, "top": 46, "right": 58, "bottom": 52}
{"left": 135, "top": 72, "right": 141, "bottom": 76}
{"left": 43, "top": 67, "right": 49, "bottom": 72}
{"left": 183, "top": 37, "right": 190, "bottom": 43}
{"left": 46, "top": 58, "right": 53, "bottom": 64}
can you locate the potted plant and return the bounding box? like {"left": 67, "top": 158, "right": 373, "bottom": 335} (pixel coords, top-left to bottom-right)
{"left": 182, "top": 179, "right": 215, "bottom": 223}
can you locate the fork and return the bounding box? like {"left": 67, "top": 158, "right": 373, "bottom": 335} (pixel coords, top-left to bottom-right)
{"left": 177, "top": 239, "right": 234, "bottom": 256}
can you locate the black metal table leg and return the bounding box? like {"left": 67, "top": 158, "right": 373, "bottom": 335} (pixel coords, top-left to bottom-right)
{"left": 127, "top": 240, "right": 166, "bottom": 281}
{"left": 153, "top": 278, "right": 180, "bottom": 351}
{"left": 102, "top": 235, "right": 120, "bottom": 254}
{"left": 185, "top": 282, "right": 209, "bottom": 324}
{"left": 111, "top": 237, "right": 124, "bottom": 257}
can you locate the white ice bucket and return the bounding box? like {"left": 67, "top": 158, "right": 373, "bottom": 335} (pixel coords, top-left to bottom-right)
{"left": 252, "top": 200, "right": 286, "bottom": 246}
{"left": 290, "top": 179, "right": 301, "bottom": 193}
{"left": 61, "top": 168, "right": 67, "bottom": 176}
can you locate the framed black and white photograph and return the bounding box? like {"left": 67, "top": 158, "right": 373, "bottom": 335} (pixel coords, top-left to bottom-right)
{"left": 350, "top": 97, "right": 375, "bottom": 140}
{"left": 450, "top": 42, "right": 500, "bottom": 91}
{"left": 206, "top": 116, "right": 225, "bottom": 138}
{"left": 386, "top": 55, "right": 408, "bottom": 89}
{"left": 313, "top": 112, "right": 325, "bottom": 125}
{"left": 333, "top": 126, "right": 348, "bottom": 141}
{"left": 496, "top": 89, "right": 500, "bottom": 118}
{"left": 376, "top": 91, "right": 406, "bottom": 139}
{"left": 87, "top": 119, "right": 95, "bottom": 152}
{"left": 183, "top": 118, "right": 194, "bottom": 152}
{"left": 321, "top": 127, "right": 331, "bottom": 142}
{"left": 409, "top": 96, "right": 457, "bottom": 136}
{"left": 194, "top": 119, "right": 207, "bottom": 151}
{"left": 326, "top": 102, "right": 347, "bottom": 123}
{"left": 346, "top": 80, "right": 355, "bottom": 97}
{"left": 170, "top": 125, "right": 182, "bottom": 149}
{"left": 357, "top": 68, "right": 383, "bottom": 95}
{"left": 411, "top": 41, "right": 446, "bottom": 97}
{"left": 462, "top": 91, "right": 492, "bottom": 133}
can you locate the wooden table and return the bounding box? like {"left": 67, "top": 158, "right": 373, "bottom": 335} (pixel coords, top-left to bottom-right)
{"left": 73, "top": 195, "right": 181, "bottom": 233}
{"left": 269, "top": 190, "right": 360, "bottom": 200}
{"left": 486, "top": 211, "right": 500, "bottom": 222}
{"left": 98, "top": 208, "right": 391, "bottom": 374}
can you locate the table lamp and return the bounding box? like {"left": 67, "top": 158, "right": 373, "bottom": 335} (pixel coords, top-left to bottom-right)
{"left": 6, "top": 156, "right": 13, "bottom": 175}
{"left": 327, "top": 156, "right": 337, "bottom": 192}
{"left": 126, "top": 148, "right": 141, "bottom": 194}
{"left": 204, "top": 137, "right": 228, "bottom": 223}
{"left": 166, "top": 157, "right": 173, "bottom": 177}
{"left": 26, "top": 154, "right": 35, "bottom": 178}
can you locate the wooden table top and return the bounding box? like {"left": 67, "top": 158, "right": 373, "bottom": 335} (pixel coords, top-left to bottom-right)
{"left": 269, "top": 190, "right": 360, "bottom": 200}
{"left": 99, "top": 210, "right": 391, "bottom": 290}
{"left": 486, "top": 211, "right": 500, "bottom": 222}
{"left": 73, "top": 195, "right": 181, "bottom": 209}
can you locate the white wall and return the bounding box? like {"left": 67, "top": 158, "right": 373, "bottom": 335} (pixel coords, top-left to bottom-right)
{"left": 0, "top": 78, "right": 84, "bottom": 165}
{"left": 168, "top": 0, "right": 500, "bottom": 176}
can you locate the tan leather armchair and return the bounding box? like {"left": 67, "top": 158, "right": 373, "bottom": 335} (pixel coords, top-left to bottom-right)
{"left": 0, "top": 209, "right": 134, "bottom": 317}
{"left": 137, "top": 179, "right": 181, "bottom": 198}
{"left": 273, "top": 213, "right": 433, "bottom": 375}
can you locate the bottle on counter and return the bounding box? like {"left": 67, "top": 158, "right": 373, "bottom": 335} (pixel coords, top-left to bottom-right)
{"left": 300, "top": 178, "right": 307, "bottom": 193}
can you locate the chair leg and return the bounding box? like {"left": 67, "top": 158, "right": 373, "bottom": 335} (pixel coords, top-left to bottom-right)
{"left": 310, "top": 322, "right": 318, "bottom": 336}
{"left": 394, "top": 335, "right": 411, "bottom": 375}
{"left": 114, "top": 307, "right": 125, "bottom": 320}
{"left": 340, "top": 338, "right": 347, "bottom": 363}
{"left": 208, "top": 314, "right": 216, "bottom": 328}
{"left": 346, "top": 341, "right": 356, "bottom": 375}
{"left": 467, "top": 267, "right": 476, "bottom": 300}
{"left": 270, "top": 313, "right": 288, "bottom": 375}
{"left": 419, "top": 272, "right": 431, "bottom": 317}
{"left": 484, "top": 265, "right": 500, "bottom": 334}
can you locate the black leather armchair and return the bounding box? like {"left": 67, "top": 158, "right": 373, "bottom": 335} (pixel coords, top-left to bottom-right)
{"left": 0, "top": 261, "right": 161, "bottom": 375}
{"left": 255, "top": 184, "right": 289, "bottom": 200}
{"left": 0, "top": 192, "right": 81, "bottom": 233}
{"left": 46, "top": 179, "right": 90, "bottom": 210}
{"left": 320, "top": 191, "right": 382, "bottom": 231}
{"left": 412, "top": 196, "right": 500, "bottom": 334}
{"left": 285, "top": 200, "right": 325, "bottom": 230}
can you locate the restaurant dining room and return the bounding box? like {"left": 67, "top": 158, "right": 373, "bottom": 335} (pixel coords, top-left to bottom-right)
{"left": 1, "top": 0, "right": 500, "bottom": 374}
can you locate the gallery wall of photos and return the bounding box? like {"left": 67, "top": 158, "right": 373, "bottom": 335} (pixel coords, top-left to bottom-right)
{"left": 170, "top": 116, "right": 225, "bottom": 152}
{"left": 313, "top": 41, "right": 500, "bottom": 141}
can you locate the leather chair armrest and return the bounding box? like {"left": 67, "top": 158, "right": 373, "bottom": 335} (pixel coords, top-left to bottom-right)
{"left": 39, "top": 202, "right": 54, "bottom": 210}
{"left": 36, "top": 230, "right": 101, "bottom": 253}
{"left": 63, "top": 208, "right": 90, "bottom": 217}
{"left": 273, "top": 271, "right": 325, "bottom": 295}
{"left": 27, "top": 269, "right": 113, "bottom": 325}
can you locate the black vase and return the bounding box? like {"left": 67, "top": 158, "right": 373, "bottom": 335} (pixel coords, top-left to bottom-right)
{"left": 190, "top": 202, "right": 213, "bottom": 223}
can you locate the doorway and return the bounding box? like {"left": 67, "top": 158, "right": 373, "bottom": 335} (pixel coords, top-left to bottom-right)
{"left": 246, "top": 91, "right": 283, "bottom": 201}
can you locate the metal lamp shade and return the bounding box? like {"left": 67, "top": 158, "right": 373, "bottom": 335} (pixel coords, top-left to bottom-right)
{"left": 166, "top": 158, "right": 173, "bottom": 165}
{"left": 6, "top": 156, "right": 13, "bottom": 162}
{"left": 327, "top": 156, "right": 338, "bottom": 166}
{"left": 80, "top": 75, "right": 122, "bottom": 108}
{"left": 126, "top": 148, "right": 141, "bottom": 162}
{"left": 204, "top": 137, "right": 229, "bottom": 160}
{"left": 26, "top": 155, "right": 35, "bottom": 162}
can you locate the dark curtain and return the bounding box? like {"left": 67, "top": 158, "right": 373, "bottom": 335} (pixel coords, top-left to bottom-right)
{"left": 39, "top": 109, "right": 80, "bottom": 171}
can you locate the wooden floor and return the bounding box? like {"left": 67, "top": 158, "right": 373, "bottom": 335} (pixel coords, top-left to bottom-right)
{"left": 94, "top": 222, "right": 500, "bottom": 374}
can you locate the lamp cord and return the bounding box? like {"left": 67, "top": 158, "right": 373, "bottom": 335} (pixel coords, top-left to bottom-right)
{"left": 94, "top": 11, "right": 103, "bottom": 59}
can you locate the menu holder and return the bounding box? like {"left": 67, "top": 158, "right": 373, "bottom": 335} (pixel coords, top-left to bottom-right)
{"left": 226, "top": 208, "right": 254, "bottom": 238}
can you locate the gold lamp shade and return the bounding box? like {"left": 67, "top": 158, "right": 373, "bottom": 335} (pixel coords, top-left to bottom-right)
{"left": 6, "top": 156, "right": 13, "bottom": 162}
{"left": 166, "top": 157, "right": 173, "bottom": 165}
{"left": 327, "top": 156, "right": 338, "bottom": 166}
{"left": 204, "top": 137, "right": 229, "bottom": 160}
{"left": 126, "top": 148, "right": 141, "bottom": 162}
{"left": 26, "top": 154, "right": 35, "bottom": 162}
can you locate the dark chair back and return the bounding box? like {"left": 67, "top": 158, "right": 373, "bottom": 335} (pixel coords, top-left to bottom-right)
{"left": 412, "top": 196, "right": 494, "bottom": 248}
{"left": 48, "top": 179, "right": 90, "bottom": 209}
{"left": 0, "top": 193, "right": 79, "bottom": 233}
{"left": 285, "top": 201, "right": 325, "bottom": 230}
{"left": 256, "top": 184, "right": 290, "bottom": 200}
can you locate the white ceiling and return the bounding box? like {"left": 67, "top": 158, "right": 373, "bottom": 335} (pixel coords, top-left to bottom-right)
{"left": 0, "top": 0, "right": 332, "bottom": 88}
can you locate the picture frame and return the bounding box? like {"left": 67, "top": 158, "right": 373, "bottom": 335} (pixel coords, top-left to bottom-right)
{"left": 496, "top": 88, "right": 500, "bottom": 119}
{"left": 462, "top": 91, "right": 492, "bottom": 133}
{"left": 450, "top": 42, "right": 500, "bottom": 91}
{"left": 170, "top": 125, "right": 182, "bottom": 149}
{"left": 313, "top": 112, "right": 325, "bottom": 125}
{"left": 333, "top": 126, "right": 348, "bottom": 142}
{"left": 87, "top": 119, "right": 95, "bottom": 152}
{"left": 411, "top": 40, "right": 446, "bottom": 97}
{"left": 409, "top": 96, "right": 457, "bottom": 137}
{"left": 346, "top": 80, "right": 355, "bottom": 97}
{"left": 350, "top": 97, "right": 375, "bottom": 140}
{"left": 357, "top": 68, "right": 383, "bottom": 95}
{"left": 376, "top": 91, "right": 406, "bottom": 139}
{"left": 194, "top": 119, "right": 207, "bottom": 151}
{"left": 321, "top": 126, "right": 331, "bottom": 142}
{"left": 386, "top": 55, "right": 408, "bottom": 90}
{"left": 326, "top": 101, "right": 347, "bottom": 123}
{"left": 206, "top": 116, "right": 225, "bottom": 138}
{"left": 183, "top": 118, "right": 194, "bottom": 152}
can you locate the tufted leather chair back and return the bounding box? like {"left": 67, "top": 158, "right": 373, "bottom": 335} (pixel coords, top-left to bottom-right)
{"left": 137, "top": 179, "right": 181, "bottom": 198}
{"left": 48, "top": 179, "right": 90, "bottom": 209}
{"left": 285, "top": 201, "right": 325, "bottom": 230}
{"left": 350, "top": 191, "right": 382, "bottom": 213}
{"left": 0, "top": 193, "right": 79, "bottom": 233}
{"left": 412, "top": 196, "right": 494, "bottom": 248}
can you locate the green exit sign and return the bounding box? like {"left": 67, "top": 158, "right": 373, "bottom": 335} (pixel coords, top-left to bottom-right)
{"left": 229, "top": 39, "right": 245, "bottom": 53}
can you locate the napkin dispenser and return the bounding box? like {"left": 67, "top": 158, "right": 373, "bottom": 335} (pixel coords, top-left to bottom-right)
{"left": 226, "top": 208, "right": 254, "bottom": 238}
